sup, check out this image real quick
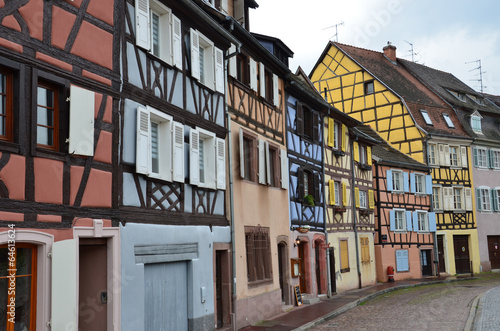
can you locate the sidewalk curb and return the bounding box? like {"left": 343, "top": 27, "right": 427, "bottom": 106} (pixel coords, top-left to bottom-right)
{"left": 464, "top": 292, "right": 484, "bottom": 331}
{"left": 291, "top": 277, "right": 476, "bottom": 331}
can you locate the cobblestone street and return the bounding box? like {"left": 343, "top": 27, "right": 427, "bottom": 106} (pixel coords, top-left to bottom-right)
{"left": 310, "top": 273, "right": 500, "bottom": 331}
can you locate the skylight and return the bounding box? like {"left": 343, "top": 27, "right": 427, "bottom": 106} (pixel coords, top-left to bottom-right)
{"left": 420, "top": 110, "right": 433, "bottom": 125}
{"left": 443, "top": 113, "right": 454, "bottom": 128}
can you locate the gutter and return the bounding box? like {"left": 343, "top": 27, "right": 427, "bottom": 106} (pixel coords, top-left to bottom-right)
{"left": 350, "top": 133, "right": 362, "bottom": 289}
{"left": 321, "top": 111, "right": 332, "bottom": 298}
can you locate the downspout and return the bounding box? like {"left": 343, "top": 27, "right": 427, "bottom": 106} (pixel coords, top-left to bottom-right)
{"left": 375, "top": 162, "right": 382, "bottom": 245}
{"left": 321, "top": 112, "right": 332, "bottom": 298}
{"left": 224, "top": 20, "right": 240, "bottom": 331}
{"left": 351, "top": 135, "right": 362, "bottom": 289}
{"left": 424, "top": 138, "right": 440, "bottom": 276}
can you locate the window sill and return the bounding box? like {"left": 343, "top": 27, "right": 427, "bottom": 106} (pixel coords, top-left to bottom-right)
{"left": 394, "top": 230, "right": 407, "bottom": 234}
{"left": 247, "top": 278, "right": 273, "bottom": 288}
{"left": 332, "top": 206, "right": 346, "bottom": 213}
{"left": 0, "top": 141, "right": 20, "bottom": 154}
{"left": 340, "top": 268, "right": 350, "bottom": 273}
{"left": 359, "top": 209, "right": 373, "bottom": 215}
{"left": 332, "top": 150, "right": 345, "bottom": 157}
{"left": 358, "top": 163, "right": 372, "bottom": 171}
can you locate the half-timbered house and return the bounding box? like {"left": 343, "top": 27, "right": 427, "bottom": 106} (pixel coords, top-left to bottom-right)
{"left": 310, "top": 42, "right": 481, "bottom": 275}
{"left": 118, "top": 0, "right": 240, "bottom": 329}
{"left": 0, "top": 0, "right": 120, "bottom": 330}
{"left": 401, "top": 61, "right": 500, "bottom": 273}
{"left": 358, "top": 125, "right": 435, "bottom": 281}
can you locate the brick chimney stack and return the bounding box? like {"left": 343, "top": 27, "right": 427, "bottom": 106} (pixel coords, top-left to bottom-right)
{"left": 383, "top": 42, "right": 397, "bottom": 62}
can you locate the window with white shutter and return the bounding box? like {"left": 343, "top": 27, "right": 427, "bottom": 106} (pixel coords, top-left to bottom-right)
{"left": 190, "top": 127, "right": 217, "bottom": 189}
{"left": 69, "top": 85, "right": 95, "bottom": 156}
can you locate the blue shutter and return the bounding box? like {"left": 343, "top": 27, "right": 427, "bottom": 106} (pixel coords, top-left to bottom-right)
{"left": 473, "top": 147, "right": 478, "bottom": 167}
{"left": 491, "top": 189, "right": 498, "bottom": 212}
{"left": 386, "top": 170, "right": 393, "bottom": 191}
{"left": 412, "top": 211, "right": 418, "bottom": 232}
{"left": 425, "top": 175, "right": 433, "bottom": 195}
{"left": 403, "top": 172, "right": 409, "bottom": 192}
{"left": 406, "top": 211, "right": 412, "bottom": 231}
{"left": 410, "top": 173, "right": 416, "bottom": 193}
{"left": 429, "top": 212, "right": 436, "bottom": 232}
{"left": 389, "top": 210, "right": 395, "bottom": 231}
{"left": 476, "top": 188, "right": 482, "bottom": 211}
{"left": 396, "top": 250, "right": 409, "bottom": 272}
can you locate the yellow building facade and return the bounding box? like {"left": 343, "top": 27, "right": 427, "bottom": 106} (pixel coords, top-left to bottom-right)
{"left": 311, "top": 42, "right": 480, "bottom": 275}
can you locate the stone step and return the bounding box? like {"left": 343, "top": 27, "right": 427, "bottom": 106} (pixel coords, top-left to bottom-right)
{"left": 301, "top": 294, "right": 320, "bottom": 304}
{"left": 282, "top": 304, "right": 294, "bottom": 313}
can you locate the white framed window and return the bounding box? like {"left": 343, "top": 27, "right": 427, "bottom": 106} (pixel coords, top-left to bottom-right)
{"left": 392, "top": 170, "right": 404, "bottom": 192}
{"left": 449, "top": 146, "right": 459, "bottom": 166}
{"left": 453, "top": 187, "right": 463, "bottom": 210}
{"left": 471, "top": 115, "right": 482, "bottom": 132}
{"left": 474, "top": 147, "right": 488, "bottom": 168}
{"left": 443, "top": 113, "right": 455, "bottom": 128}
{"left": 432, "top": 186, "right": 442, "bottom": 210}
{"left": 476, "top": 187, "right": 492, "bottom": 212}
{"left": 190, "top": 29, "right": 224, "bottom": 93}
{"left": 359, "top": 190, "right": 367, "bottom": 209}
{"left": 415, "top": 173, "right": 424, "bottom": 194}
{"left": 490, "top": 150, "right": 500, "bottom": 169}
{"left": 414, "top": 211, "right": 429, "bottom": 232}
{"left": 189, "top": 127, "right": 225, "bottom": 190}
{"left": 136, "top": 106, "right": 184, "bottom": 182}
{"left": 493, "top": 188, "right": 500, "bottom": 212}
{"left": 329, "top": 180, "right": 341, "bottom": 206}
{"left": 421, "top": 110, "right": 433, "bottom": 125}
{"left": 428, "top": 144, "right": 437, "bottom": 165}
{"left": 390, "top": 209, "right": 410, "bottom": 232}
{"left": 410, "top": 173, "right": 432, "bottom": 195}
{"left": 443, "top": 187, "right": 472, "bottom": 211}
{"left": 135, "top": 0, "right": 182, "bottom": 68}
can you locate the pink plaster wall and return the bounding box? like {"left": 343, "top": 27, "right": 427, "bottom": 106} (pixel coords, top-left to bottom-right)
{"left": 18, "top": 0, "right": 43, "bottom": 40}
{"left": 2, "top": 15, "right": 21, "bottom": 32}
{"left": 70, "top": 165, "right": 84, "bottom": 206}
{"left": 87, "top": 0, "right": 114, "bottom": 26}
{"left": 34, "top": 158, "right": 63, "bottom": 204}
{"left": 375, "top": 245, "right": 425, "bottom": 282}
{"left": 0, "top": 153, "right": 25, "bottom": 200}
{"left": 81, "top": 169, "right": 112, "bottom": 208}
{"left": 0, "top": 37, "right": 22, "bottom": 53}
{"left": 51, "top": 6, "right": 76, "bottom": 50}
{"left": 35, "top": 52, "right": 72, "bottom": 72}
{"left": 94, "top": 130, "right": 112, "bottom": 164}
{"left": 0, "top": 212, "right": 24, "bottom": 222}
{"left": 71, "top": 21, "right": 112, "bottom": 69}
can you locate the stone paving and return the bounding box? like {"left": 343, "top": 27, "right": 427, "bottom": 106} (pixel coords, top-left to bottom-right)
{"left": 474, "top": 285, "right": 500, "bottom": 331}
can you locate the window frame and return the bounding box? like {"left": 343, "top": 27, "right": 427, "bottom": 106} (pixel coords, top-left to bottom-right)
{"left": 416, "top": 211, "right": 429, "bottom": 232}
{"left": 420, "top": 109, "right": 433, "bottom": 125}
{"left": 245, "top": 226, "right": 273, "bottom": 285}
{"left": 396, "top": 249, "right": 409, "bottom": 272}
{"left": 392, "top": 170, "right": 404, "bottom": 192}
{"left": 491, "top": 150, "right": 500, "bottom": 169}
{"left": 449, "top": 145, "right": 459, "bottom": 167}
{"left": 240, "top": 129, "right": 257, "bottom": 182}
{"left": 476, "top": 147, "right": 488, "bottom": 168}
{"left": 36, "top": 80, "right": 62, "bottom": 152}
{"left": 359, "top": 189, "right": 367, "bottom": 209}
{"left": 443, "top": 113, "right": 455, "bottom": 128}
{"left": 393, "top": 209, "right": 406, "bottom": 232}
{"left": 471, "top": 115, "right": 482, "bottom": 132}
{"left": 0, "top": 67, "right": 14, "bottom": 142}
{"left": 414, "top": 173, "right": 425, "bottom": 194}
{"left": 432, "top": 186, "right": 442, "bottom": 210}
{"left": 428, "top": 143, "right": 437, "bottom": 165}
{"left": 453, "top": 187, "right": 464, "bottom": 210}
{"left": 477, "top": 187, "right": 492, "bottom": 212}
{"left": 364, "top": 81, "right": 374, "bottom": 95}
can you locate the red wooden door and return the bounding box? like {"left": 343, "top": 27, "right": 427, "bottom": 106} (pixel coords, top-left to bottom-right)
{"left": 488, "top": 236, "right": 500, "bottom": 270}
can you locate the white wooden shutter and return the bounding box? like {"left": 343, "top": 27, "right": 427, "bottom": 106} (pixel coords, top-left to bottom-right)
{"left": 172, "top": 14, "right": 182, "bottom": 69}
{"left": 215, "top": 47, "right": 224, "bottom": 93}
{"left": 461, "top": 146, "right": 468, "bottom": 168}
{"left": 259, "top": 62, "right": 265, "bottom": 97}
{"left": 51, "top": 239, "right": 77, "bottom": 331}
{"left": 465, "top": 187, "right": 473, "bottom": 211}
{"left": 172, "top": 121, "right": 184, "bottom": 182}
{"left": 216, "top": 137, "right": 226, "bottom": 190}
{"left": 190, "top": 29, "right": 200, "bottom": 80}
{"left": 249, "top": 58, "right": 258, "bottom": 91}
{"left": 135, "top": 0, "right": 150, "bottom": 50}
{"left": 258, "top": 139, "right": 266, "bottom": 184}
{"left": 228, "top": 44, "right": 237, "bottom": 78}
{"left": 444, "top": 145, "right": 450, "bottom": 166}
{"left": 239, "top": 128, "right": 245, "bottom": 179}
{"left": 136, "top": 106, "right": 150, "bottom": 175}
{"left": 280, "top": 149, "right": 288, "bottom": 189}
{"left": 444, "top": 187, "right": 452, "bottom": 210}
{"left": 189, "top": 128, "right": 200, "bottom": 185}
{"left": 273, "top": 73, "right": 279, "bottom": 107}
{"left": 69, "top": 85, "right": 95, "bottom": 156}
{"left": 438, "top": 144, "right": 446, "bottom": 165}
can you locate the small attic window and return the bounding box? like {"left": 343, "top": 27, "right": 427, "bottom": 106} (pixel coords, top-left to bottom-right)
{"left": 364, "top": 81, "right": 374, "bottom": 95}
{"left": 468, "top": 94, "right": 484, "bottom": 105}
{"left": 443, "top": 113, "right": 455, "bottom": 128}
{"left": 420, "top": 110, "right": 433, "bottom": 125}
{"left": 448, "top": 89, "right": 466, "bottom": 102}
{"left": 471, "top": 116, "right": 482, "bottom": 132}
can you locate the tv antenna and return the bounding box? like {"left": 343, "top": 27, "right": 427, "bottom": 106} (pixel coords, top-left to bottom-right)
{"left": 404, "top": 40, "right": 420, "bottom": 62}
{"left": 466, "top": 59, "right": 486, "bottom": 93}
{"left": 323, "top": 21, "right": 344, "bottom": 42}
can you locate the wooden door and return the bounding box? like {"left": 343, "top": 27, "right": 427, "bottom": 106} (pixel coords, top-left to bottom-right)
{"left": 487, "top": 236, "right": 500, "bottom": 269}
{"left": 420, "top": 250, "right": 432, "bottom": 276}
{"left": 298, "top": 243, "right": 306, "bottom": 293}
{"left": 79, "top": 239, "right": 107, "bottom": 331}
{"left": 437, "top": 235, "right": 446, "bottom": 273}
{"left": 328, "top": 247, "right": 336, "bottom": 294}
{"left": 453, "top": 235, "right": 470, "bottom": 274}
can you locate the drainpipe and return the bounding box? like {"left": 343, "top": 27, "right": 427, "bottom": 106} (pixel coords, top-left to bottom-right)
{"left": 224, "top": 27, "right": 240, "bottom": 331}
{"left": 351, "top": 135, "right": 362, "bottom": 289}
{"left": 424, "top": 138, "right": 440, "bottom": 276}
{"left": 321, "top": 111, "right": 332, "bottom": 298}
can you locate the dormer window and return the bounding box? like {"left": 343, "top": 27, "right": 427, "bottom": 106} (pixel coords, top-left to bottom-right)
{"left": 471, "top": 112, "right": 482, "bottom": 132}
{"left": 468, "top": 94, "right": 484, "bottom": 105}
{"left": 420, "top": 110, "right": 433, "bottom": 125}
{"left": 448, "top": 89, "right": 466, "bottom": 102}
{"left": 443, "top": 113, "right": 454, "bottom": 128}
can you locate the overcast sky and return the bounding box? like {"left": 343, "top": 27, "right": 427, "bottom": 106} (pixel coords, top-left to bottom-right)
{"left": 250, "top": 0, "right": 500, "bottom": 95}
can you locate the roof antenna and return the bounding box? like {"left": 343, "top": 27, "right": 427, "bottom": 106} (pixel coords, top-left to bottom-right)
{"left": 404, "top": 40, "right": 420, "bottom": 63}
{"left": 323, "top": 21, "right": 344, "bottom": 42}
{"left": 466, "top": 59, "right": 486, "bottom": 93}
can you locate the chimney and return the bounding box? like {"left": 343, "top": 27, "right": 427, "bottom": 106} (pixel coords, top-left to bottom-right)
{"left": 383, "top": 42, "right": 397, "bottom": 63}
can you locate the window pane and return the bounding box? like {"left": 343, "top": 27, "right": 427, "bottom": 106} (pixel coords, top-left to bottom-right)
{"left": 243, "top": 138, "right": 251, "bottom": 180}
{"left": 151, "top": 122, "right": 159, "bottom": 174}
{"left": 14, "top": 276, "right": 32, "bottom": 329}
{"left": 199, "top": 46, "right": 205, "bottom": 84}
{"left": 199, "top": 138, "right": 205, "bottom": 183}
{"left": 303, "top": 172, "right": 309, "bottom": 196}
{"left": 38, "top": 86, "right": 54, "bottom": 108}
{"left": 0, "top": 247, "right": 7, "bottom": 277}
{"left": 268, "top": 149, "right": 275, "bottom": 186}
{"left": 37, "top": 106, "right": 53, "bottom": 127}
{"left": 152, "top": 12, "right": 160, "bottom": 57}
{"left": 0, "top": 278, "right": 7, "bottom": 330}
{"left": 15, "top": 247, "right": 32, "bottom": 276}
{"left": 37, "top": 126, "right": 53, "bottom": 146}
